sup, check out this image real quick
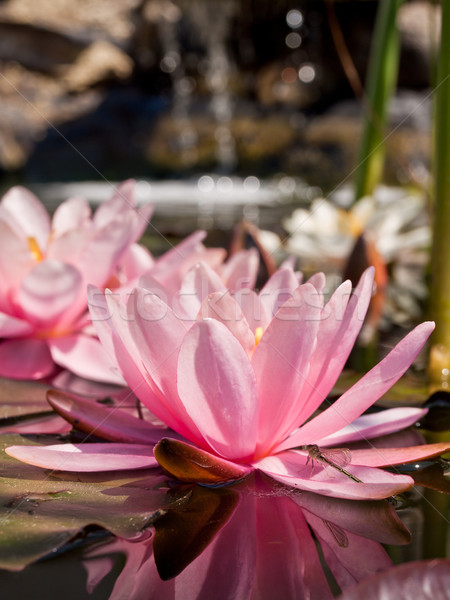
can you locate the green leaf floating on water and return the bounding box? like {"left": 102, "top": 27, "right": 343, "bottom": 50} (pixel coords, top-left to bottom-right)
{"left": 0, "top": 434, "right": 168, "bottom": 571}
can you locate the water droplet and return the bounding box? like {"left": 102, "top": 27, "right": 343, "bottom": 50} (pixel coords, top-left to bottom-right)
{"left": 243, "top": 176, "right": 260, "bottom": 193}
{"left": 286, "top": 9, "right": 303, "bottom": 29}
{"left": 160, "top": 53, "right": 179, "bottom": 73}
{"left": 278, "top": 176, "right": 296, "bottom": 194}
{"left": 286, "top": 32, "right": 302, "bottom": 49}
{"left": 281, "top": 67, "right": 298, "bottom": 84}
{"left": 217, "top": 177, "right": 233, "bottom": 193}
{"left": 198, "top": 175, "right": 215, "bottom": 193}
{"left": 298, "top": 64, "right": 316, "bottom": 83}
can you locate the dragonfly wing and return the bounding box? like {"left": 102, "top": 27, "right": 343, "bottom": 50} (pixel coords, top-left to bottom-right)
{"left": 320, "top": 448, "right": 351, "bottom": 468}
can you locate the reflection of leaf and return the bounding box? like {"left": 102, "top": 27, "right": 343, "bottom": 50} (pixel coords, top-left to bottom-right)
{"left": 410, "top": 462, "right": 450, "bottom": 494}
{"left": 332, "top": 371, "right": 429, "bottom": 407}
{"left": 418, "top": 391, "right": 450, "bottom": 431}
{"left": 152, "top": 484, "right": 239, "bottom": 580}
{"left": 0, "top": 434, "right": 168, "bottom": 570}
{"left": 338, "top": 559, "right": 450, "bottom": 600}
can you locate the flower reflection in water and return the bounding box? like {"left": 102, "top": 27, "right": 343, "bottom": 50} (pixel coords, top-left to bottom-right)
{"left": 83, "top": 475, "right": 410, "bottom": 600}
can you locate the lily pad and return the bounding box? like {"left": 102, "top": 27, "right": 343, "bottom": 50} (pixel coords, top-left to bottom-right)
{"left": 0, "top": 434, "right": 168, "bottom": 570}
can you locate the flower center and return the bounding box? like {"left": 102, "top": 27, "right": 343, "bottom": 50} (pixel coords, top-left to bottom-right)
{"left": 254, "top": 326, "right": 263, "bottom": 346}
{"left": 27, "top": 237, "right": 43, "bottom": 262}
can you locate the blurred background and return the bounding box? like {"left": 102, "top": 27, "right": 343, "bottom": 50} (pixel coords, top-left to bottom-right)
{"left": 0, "top": 0, "right": 438, "bottom": 299}
{"left": 0, "top": 0, "right": 438, "bottom": 187}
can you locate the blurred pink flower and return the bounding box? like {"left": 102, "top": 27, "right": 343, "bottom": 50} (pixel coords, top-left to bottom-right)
{"left": 8, "top": 266, "right": 449, "bottom": 500}
{"left": 0, "top": 180, "right": 153, "bottom": 382}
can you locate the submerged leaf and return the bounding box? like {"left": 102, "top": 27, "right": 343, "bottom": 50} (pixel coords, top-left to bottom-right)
{"left": 152, "top": 484, "right": 239, "bottom": 580}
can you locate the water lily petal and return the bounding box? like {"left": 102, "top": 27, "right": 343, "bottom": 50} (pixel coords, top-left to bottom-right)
{"left": 46, "top": 229, "right": 91, "bottom": 265}
{"left": 48, "top": 334, "right": 126, "bottom": 386}
{"left": 309, "top": 515, "right": 393, "bottom": 589}
{"left": 118, "top": 243, "right": 155, "bottom": 282}
{"left": 255, "top": 451, "right": 414, "bottom": 500}
{"left": 220, "top": 248, "right": 259, "bottom": 291}
{"left": 296, "top": 269, "right": 374, "bottom": 426}
{"left": 177, "top": 319, "right": 258, "bottom": 459}
{"left": 258, "top": 267, "right": 301, "bottom": 317}
{"left": 275, "top": 321, "right": 435, "bottom": 451}
{"left": 154, "top": 438, "right": 252, "bottom": 484}
{"left": 148, "top": 230, "right": 207, "bottom": 282}
{"left": 97, "top": 179, "right": 153, "bottom": 241}
{"left": 71, "top": 216, "right": 136, "bottom": 288}
{"left": 0, "top": 413, "right": 71, "bottom": 434}
{"left": 96, "top": 291, "right": 187, "bottom": 435}
{"left": 0, "top": 339, "right": 54, "bottom": 379}
{"left": 197, "top": 291, "right": 255, "bottom": 355}
{"left": 318, "top": 407, "right": 428, "bottom": 447}
{"left": 93, "top": 180, "right": 137, "bottom": 227}
{"left": 252, "top": 283, "right": 322, "bottom": 453}
{"left": 175, "top": 262, "right": 227, "bottom": 320}
{"left": 91, "top": 289, "right": 198, "bottom": 442}
{"left": 337, "top": 559, "right": 450, "bottom": 600}
{"left": 127, "top": 289, "right": 204, "bottom": 441}
{"left": 47, "top": 389, "right": 169, "bottom": 444}
{"left": 306, "top": 271, "right": 326, "bottom": 293}
{"left": 232, "top": 288, "right": 271, "bottom": 333}
{"left": 0, "top": 312, "right": 34, "bottom": 337}
{"left": 293, "top": 490, "right": 410, "bottom": 545}
{"left": 0, "top": 219, "right": 36, "bottom": 305}
{"left": 349, "top": 442, "right": 450, "bottom": 467}
{"left": 6, "top": 443, "right": 157, "bottom": 471}
{"left": 254, "top": 492, "right": 333, "bottom": 600}
{"left": 51, "top": 196, "right": 92, "bottom": 236}
{"left": 134, "top": 203, "right": 155, "bottom": 241}
{"left": 18, "top": 259, "right": 85, "bottom": 329}
{"left": 1, "top": 186, "right": 51, "bottom": 250}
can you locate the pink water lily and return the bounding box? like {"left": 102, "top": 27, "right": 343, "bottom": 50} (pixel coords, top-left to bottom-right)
{"left": 7, "top": 266, "right": 449, "bottom": 500}
{"left": 0, "top": 180, "right": 155, "bottom": 382}
{"left": 0, "top": 174, "right": 259, "bottom": 385}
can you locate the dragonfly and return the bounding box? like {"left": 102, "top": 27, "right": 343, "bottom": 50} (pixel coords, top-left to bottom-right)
{"left": 323, "top": 519, "right": 349, "bottom": 548}
{"left": 300, "top": 444, "right": 362, "bottom": 483}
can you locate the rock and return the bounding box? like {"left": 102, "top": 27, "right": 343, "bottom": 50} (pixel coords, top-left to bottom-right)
{"left": 0, "top": 0, "right": 140, "bottom": 42}
{"left": 0, "top": 0, "right": 440, "bottom": 183}
{"left": 398, "top": 1, "right": 441, "bottom": 88}
{"left": 62, "top": 40, "right": 134, "bottom": 92}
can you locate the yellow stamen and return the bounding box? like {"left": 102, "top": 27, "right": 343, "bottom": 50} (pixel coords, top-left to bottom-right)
{"left": 254, "top": 326, "right": 263, "bottom": 347}
{"left": 27, "top": 237, "right": 43, "bottom": 262}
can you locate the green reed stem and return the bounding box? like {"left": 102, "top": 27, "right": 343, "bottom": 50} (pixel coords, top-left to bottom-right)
{"left": 354, "top": 0, "right": 403, "bottom": 201}
{"left": 429, "top": 0, "right": 450, "bottom": 370}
